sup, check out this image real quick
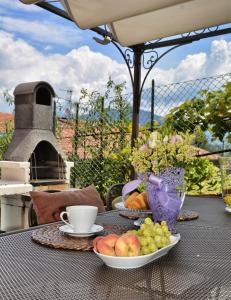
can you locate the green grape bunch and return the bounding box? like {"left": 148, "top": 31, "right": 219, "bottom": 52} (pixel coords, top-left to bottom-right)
{"left": 127, "top": 217, "right": 171, "bottom": 256}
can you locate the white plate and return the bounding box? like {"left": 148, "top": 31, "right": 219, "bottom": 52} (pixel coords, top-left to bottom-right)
{"left": 93, "top": 234, "right": 180, "bottom": 269}
{"left": 225, "top": 206, "right": 231, "bottom": 213}
{"left": 59, "top": 224, "right": 104, "bottom": 237}
{"left": 115, "top": 201, "right": 152, "bottom": 214}
{"left": 134, "top": 218, "right": 145, "bottom": 227}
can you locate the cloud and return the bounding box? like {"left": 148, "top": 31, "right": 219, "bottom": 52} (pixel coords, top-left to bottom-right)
{"left": 0, "top": 0, "right": 41, "bottom": 12}
{"left": 0, "top": 31, "right": 129, "bottom": 104}
{"left": 0, "top": 30, "right": 230, "bottom": 113}
{"left": 149, "top": 39, "right": 231, "bottom": 86}
{"left": 206, "top": 40, "right": 231, "bottom": 75}
{"left": 0, "top": 16, "right": 82, "bottom": 48}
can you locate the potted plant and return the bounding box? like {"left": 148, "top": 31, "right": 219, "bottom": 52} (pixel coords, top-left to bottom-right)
{"left": 128, "top": 131, "right": 197, "bottom": 233}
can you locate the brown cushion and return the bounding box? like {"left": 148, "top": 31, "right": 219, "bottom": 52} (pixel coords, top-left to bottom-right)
{"left": 29, "top": 185, "right": 105, "bottom": 225}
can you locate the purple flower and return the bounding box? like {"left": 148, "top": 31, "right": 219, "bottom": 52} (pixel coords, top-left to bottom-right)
{"left": 140, "top": 144, "right": 148, "bottom": 151}
{"left": 170, "top": 134, "right": 183, "bottom": 144}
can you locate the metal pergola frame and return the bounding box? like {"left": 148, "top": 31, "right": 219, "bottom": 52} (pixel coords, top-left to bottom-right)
{"left": 36, "top": 2, "right": 231, "bottom": 149}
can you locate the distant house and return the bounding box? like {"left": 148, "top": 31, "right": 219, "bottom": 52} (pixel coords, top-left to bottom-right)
{"left": 57, "top": 118, "right": 89, "bottom": 158}
{"left": 57, "top": 118, "right": 113, "bottom": 159}
{"left": 194, "top": 147, "right": 220, "bottom": 162}
{"left": 0, "top": 113, "right": 14, "bottom": 133}
{"left": 57, "top": 119, "right": 74, "bottom": 155}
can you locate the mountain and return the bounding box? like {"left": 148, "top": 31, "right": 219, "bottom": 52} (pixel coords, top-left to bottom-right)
{"left": 79, "top": 108, "right": 162, "bottom": 126}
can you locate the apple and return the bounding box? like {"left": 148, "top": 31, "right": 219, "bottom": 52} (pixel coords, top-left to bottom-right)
{"left": 115, "top": 233, "right": 141, "bottom": 257}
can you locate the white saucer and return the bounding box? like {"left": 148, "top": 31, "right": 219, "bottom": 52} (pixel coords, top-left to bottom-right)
{"left": 225, "top": 206, "right": 231, "bottom": 213}
{"left": 59, "top": 224, "right": 104, "bottom": 237}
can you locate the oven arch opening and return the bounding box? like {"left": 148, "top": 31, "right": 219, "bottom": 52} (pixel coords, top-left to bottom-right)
{"left": 29, "top": 141, "right": 65, "bottom": 183}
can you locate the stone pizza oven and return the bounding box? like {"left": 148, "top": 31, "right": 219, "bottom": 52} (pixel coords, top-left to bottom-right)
{"left": 4, "top": 81, "right": 73, "bottom": 187}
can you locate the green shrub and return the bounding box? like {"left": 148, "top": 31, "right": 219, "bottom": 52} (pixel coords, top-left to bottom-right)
{"left": 69, "top": 149, "right": 131, "bottom": 194}
{"left": 185, "top": 157, "right": 221, "bottom": 195}
{"left": 0, "top": 132, "right": 13, "bottom": 160}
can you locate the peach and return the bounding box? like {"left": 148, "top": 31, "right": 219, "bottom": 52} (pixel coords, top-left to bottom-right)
{"left": 97, "top": 238, "right": 116, "bottom": 256}
{"left": 93, "top": 236, "right": 103, "bottom": 251}
{"left": 115, "top": 233, "right": 141, "bottom": 257}
{"left": 102, "top": 234, "right": 119, "bottom": 248}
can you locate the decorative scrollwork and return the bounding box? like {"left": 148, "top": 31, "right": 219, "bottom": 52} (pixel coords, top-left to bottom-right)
{"left": 208, "top": 26, "right": 219, "bottom": 32}
{"left": 144, "top": 25, "right": 222, "bottom": 47}
{"left": 109, "top": 24, "right": 227, "bottom": 93}
{"left": 142, "top": 50, "right": 159, "bottom": 69}
{"left": 180, "top": 25, "right": 220, "bottom": 37}
{"left": 181, "top": 31, "right": 191, "bottom": 38}
{"left": 145, "top": 39, "right": 162, "bottom": 45}
{"left": 193, "top": 28, "right": 206, "bottom": 35}
{"left": 124, "top": 48, "right": 134, "bottom": 69}
{"left": 110, "top": 41, "right": 134, "bottom": 85}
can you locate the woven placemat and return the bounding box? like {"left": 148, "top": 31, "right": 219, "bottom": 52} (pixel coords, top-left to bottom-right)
{"left": 32, "top": 223, "right": 133, "bottom": 251}
{"left": 177, "top": 210, "right": 199, "bottom": 221}
{"left": 119, "top": 210, "right": 199, "bottom": 222}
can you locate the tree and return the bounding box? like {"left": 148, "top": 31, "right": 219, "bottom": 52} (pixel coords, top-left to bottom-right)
{"left": 202, "top": 82, "right": 231, "bottom": 142}
{"left": 163, "top": 97, "right": 207, "bottom": 134}
{"left": 2, "top": 90, "right": 14, "bottom": 106}
{"left": 161, "top": 82, "right": 231, "bottom": 146}
{"left": 0, "top": 90, "right": 14, "bottom": 159}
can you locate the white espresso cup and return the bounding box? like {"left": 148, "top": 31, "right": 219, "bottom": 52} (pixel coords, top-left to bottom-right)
{"left": 60, "top": 205, "right": 98, "bottom": 233}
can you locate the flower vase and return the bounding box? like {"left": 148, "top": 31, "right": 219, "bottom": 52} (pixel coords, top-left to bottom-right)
{"left": 146, "top": 168, "right": 185, "bottom": 234}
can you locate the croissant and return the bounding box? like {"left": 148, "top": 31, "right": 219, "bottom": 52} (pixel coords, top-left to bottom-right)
{"left": 126, "top": 198, "right": 143, "bottom": 209}
{"left": 135, "top": 192, "right": 149, "bottom": 209}
{"left": 124, "top": 192, "right": 139, "bottom": 208}
{"left": 125, "top": 191, "right": 149, "bottom": 210}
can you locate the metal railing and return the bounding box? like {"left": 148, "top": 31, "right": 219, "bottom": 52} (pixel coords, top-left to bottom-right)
{"left": 57, "top": 73, "right": 231, "bottom": 193}
{"left": 0, "top": 73, "right": 230, "bottom": 194}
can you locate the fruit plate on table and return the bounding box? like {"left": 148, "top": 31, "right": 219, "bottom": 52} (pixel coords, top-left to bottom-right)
{"left": 93, "top": 234, "right": 180, "bottom": 269}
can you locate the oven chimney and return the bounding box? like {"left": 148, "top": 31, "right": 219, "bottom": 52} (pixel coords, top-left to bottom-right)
{"left": 15, "top": 81, "right": 54, "bottom": 130}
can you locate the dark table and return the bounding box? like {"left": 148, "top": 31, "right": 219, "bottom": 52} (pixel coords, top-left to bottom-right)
{"left": 0, "top": 196, "right": 230, "bottom": 300}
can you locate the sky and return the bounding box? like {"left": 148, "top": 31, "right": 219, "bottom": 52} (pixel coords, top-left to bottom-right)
{"left": 0, "top": 0, "right": 231, "bottom": 112}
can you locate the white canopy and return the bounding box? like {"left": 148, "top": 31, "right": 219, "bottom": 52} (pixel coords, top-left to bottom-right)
{"left": 20, "top": 0, "right": 231, "bottom": 46}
